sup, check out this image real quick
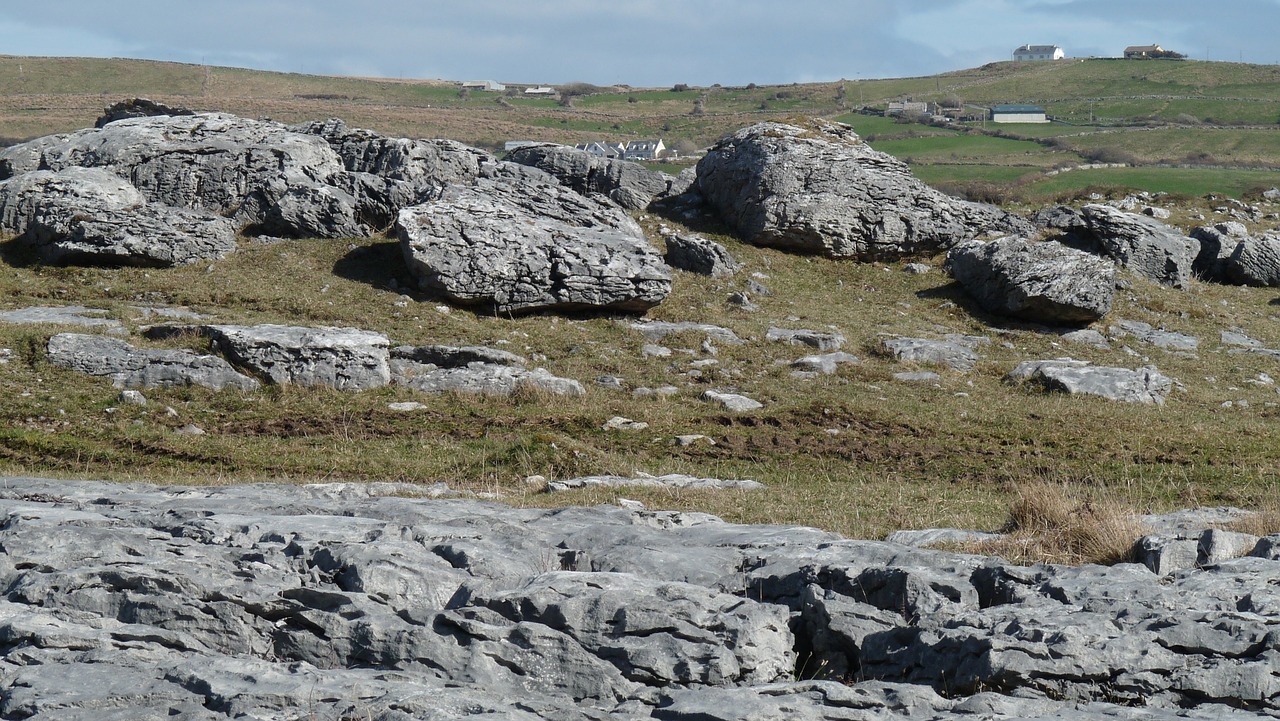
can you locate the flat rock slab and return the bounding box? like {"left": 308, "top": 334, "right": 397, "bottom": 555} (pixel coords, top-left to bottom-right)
{"left": 882, "top": 337, "right": 979, "bottom": 372}
{"left": 397, "top": 177, "right": 671, "bottom": 314}
{"left": 546, "top": 474, "right": 765, "bottom": 492}
{"left": 1109, "top": 319, "right": 1199, "bottom": 352}
{"left": 200, "top": 324, "right": 391, "bottom": 390}
{"left": 766, "top": 327, "right": 846, "bottom": 351}
{"left": 1009, "top": 358, "right": 1175, "bottom": 404}
{"left": 0, "top": 479, "right": 1278, "bottom": 718}
{"left": 391, "top": 359, "right": 584, "bottom": 397}
{"left": 694, "top": 119, "right": 1033, "bottom": 259}
{"left": 791, "top": 352, "right": 860, "bottom": 374}
{"left": 947, "top": 236, "right": 1116, "bottom": 324}
{"left": 629, "top": 320, "right": 745, "bottom": 345}
{"left": 45, "top": 333, "right": 260, "bottom": 391}
{"left": 0, "top": 305, "right": 124, "bottom": 330}
{"left": 701, "top": 390, "right": 763, "bottom": 411}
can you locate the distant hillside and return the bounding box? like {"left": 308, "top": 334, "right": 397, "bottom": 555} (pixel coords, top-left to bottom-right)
{"left": 2, "top": 55, "right": 1279, "bottom": 199}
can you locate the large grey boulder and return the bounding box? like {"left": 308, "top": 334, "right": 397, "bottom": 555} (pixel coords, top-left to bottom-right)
{"left": 397, "top": 177, "right": 671, "bottom": 314}
{"left": 1008, "top": 358, "right": 1175, "bottom": 404}
{"left": 506, "top": 143, "right": 690, "bottom": 210}
{"left": 1080, "top": 204, "right": 1198, "bottom": 287}
{"left": 1191, "top": 221, "right": 1250, "bottom": 282}
{"left": 45, "top": 333, "right": 260, "bottom": 390}
{"left": 0, "top": 113, "right": 368, "bottom": 239}
{"left": 693, "top": 120, "right": 1032, "bottom": 259}
{"left": 293, "top": 117, "right": 491, "bottom": 229}
{"left": 0, "top": 167, "right": 238, "bottom": 266}
{"left": 197, "top": 324, "right": 391, "bottom": 390}
{"left": 1224, "top": 233, "right": 1280, "bottom": 287}
{"left": 947, "top": 237, "right": 1116, "bottom": 324}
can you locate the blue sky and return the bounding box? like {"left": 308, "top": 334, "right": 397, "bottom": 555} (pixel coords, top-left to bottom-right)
{"left": 2, "top": 1, "right": 1277, "bottom": 86}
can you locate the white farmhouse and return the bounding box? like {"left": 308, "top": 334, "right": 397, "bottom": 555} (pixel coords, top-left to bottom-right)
{"left": 461, "top": 80, "right": 506, "bottom": 92}
{"left": 623, "top": 139, "right": 666, "bottom": 161}
{"left": 524, "top": 86, "right": 556, "bottom": 95}
{"left": 990, "top": 104, "right": 1049, "bottom": 123}
{"left": 1013, "top": 44, "right": 1065, "bottom": 61}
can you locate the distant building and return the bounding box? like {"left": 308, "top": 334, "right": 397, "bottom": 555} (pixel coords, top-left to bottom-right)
{"left": 990, "top": 104, "right": 1048, "bottom": 123}
{"left": 1013, "top": 44, "right": 1065, "bottom": 61}
{"left": 524, "top": 86, "right": 556, "bottom": 95}
{"left": 461, "top": 80, "right": 505, "bottom": 92}
{"left": 1124, "top": 44, "right": 1165, "bottom": 58}
{"left": 623, "top": 139, "right": 666, "bottom": 161}
{"left": 574, "top": 142, "right": 623, "bottom": 159}
{"left": 886, "top": 100, "right": 929, "bottom": 116}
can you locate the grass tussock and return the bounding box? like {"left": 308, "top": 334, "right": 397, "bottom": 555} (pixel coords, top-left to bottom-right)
{"left": 980, "top": 481, "right": 1151, "bottom": 566}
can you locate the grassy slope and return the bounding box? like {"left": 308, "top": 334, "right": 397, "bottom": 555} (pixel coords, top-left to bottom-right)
{"left": 3, "top": 56, "right": 1280, "bottom": 546}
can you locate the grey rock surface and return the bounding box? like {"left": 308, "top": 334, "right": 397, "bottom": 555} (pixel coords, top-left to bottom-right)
{"left": 199, "top": 324, "right": 392, "bottom": 390}
{"left": 767, "top": 327, "right": 846, "bottom": 351}
{"left": 0, "top": 167, "right": 238, "bottom": 267}
{"left": 0, "top": 305, "right": 124, "bottom": 330}
{"left": 2, "top": 476, "right": 1280, "bottom": 717}
{"left": 391, "top": 359, "right": 585, "bottom": 397}
{"left": 1191, "top": 221, "right": 1250, "bottom": 282}
{"left": 0, "top": 479, "right": 1276, "bottom": 719}
{"left": 664, "top": 233, "right": 741, "bottom": 277}
{"left": 1081, "top": 204, "right": 1198, "bottom": 287}
{"left": 545, "top": 474, "right": 765, "bottom": 492}
{"left": 629, "top": 320, "right": 745, "bottom": 345}
{"left": 397, "top": 177, "right": 671, "bottom": 314}
{"left": 701, "top": 390, "right": 764, "bottom": 411}
{"left": 694, "top": 120, "right": 1032, "bottom": 259}
{"left": 791, "top": 352, "right": 860, "bottom": 374}
{"left": 1009, "top": 359, "right": 1175, "bottom": 404}
{"left": 882, "top": 337, "right": 979, "bottom": 372}
{"left": 947, "top": 236, "right": 1116, "bottom": 324}
{"left": 506, "top": 143, "right": 688, "bottom": 210}
{"left": 0, "top": 113, "right": 370, "bottom": 240}
{"left": 45, "top": 333, "right": 260, "bottom": 391}
{"left": 1225, "top": 233, "right": 1280, "bottom": 287}
{"left": 95, "top": 97, "right": 194, "bottom": 127}
{"left": 1108, "top": 319, "right": 1199, "bottom": 351}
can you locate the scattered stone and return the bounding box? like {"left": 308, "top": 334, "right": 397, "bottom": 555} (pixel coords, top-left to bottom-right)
{"left": 1008, "top": 358, "right": 1175, "bottom": 404}
{"left": 1221, "top": 329, "right": 1263, "bottom": 348}
{"left": 387, "top": 401, "right": 427, "bottom": 412}
{"left": 602, "top": 416, "right": 649, "bottom": 431}
{"left": 726, "top": 291, "right": 759, "bottom": 311}
{"left": 643, "top": 344, "right": 673, "bottom": 357}
{"left": 174, "top": 424, "right": 205, "bottom": 435}
{"left": 1108, "top": 319, "right": 1199, "bottom": 352}
{"left": 791, "top": 352, "right": 860, "bottom": 374}
{"left": 766, "top": 327, "right": 846, "bottom": 351}
{"left": 595, "top": 375, "right": 625, "bottom": 389}
{"left": 746, "top": 278, "right": 772, "bottom": 296}
{"left": 894, "top": 371, "right": 942, "bottom": 382}
{"left": 629, "top": 320, "right": 744, "bottom": 345}
{"left": 546, "top": 474, "right": 763, "bottom": 492}
{"left": 1143, "top": 206, "right": 1172, "bottom": 219}
{"left": 701, "top": 390, "right": 763, "bottom": 411}
{"left": 903, "top": 262, "right": 931, "bottom": 274}
{"left": 392, "top": 361, "right": 584, "bottom": 397}
{"left": 633, "top": 385, "right": 681, "bottom": 398}
{"left": 882, "top": 337, "right": 979, "bottom": 372}
{"left": 663, "top": 233, "right": 741, "bottom": 277}
{"left": 397, "top": 176, "right": 671, "bottom": 314}
{"left": 1060, "top": 328, "right": 1109, "bottom": 347}
{"left": 947, "top": 236, "right": 1116, "bottom": 324}
{"left": 117, "top": 389, "right": 147, "bottom": 406}
{"left": 694, "top": 120, "right": 1032, "bottom": 258}
{"left": 674, "top": 434, "right": 716, "bottom": 447}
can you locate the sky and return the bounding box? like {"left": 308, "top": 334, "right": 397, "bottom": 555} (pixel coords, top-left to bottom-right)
{"left": 2, "top": 1, "right": 1279, "bottom": 87}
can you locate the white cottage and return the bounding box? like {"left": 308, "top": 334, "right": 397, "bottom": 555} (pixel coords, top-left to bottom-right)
{"left": 1013, "top": 45, "right": 1065, "bottom": 61}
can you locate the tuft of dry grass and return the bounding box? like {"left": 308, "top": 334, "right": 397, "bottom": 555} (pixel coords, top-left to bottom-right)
{"left": 978, "top": 481, "right": 1151, "bottom": 566}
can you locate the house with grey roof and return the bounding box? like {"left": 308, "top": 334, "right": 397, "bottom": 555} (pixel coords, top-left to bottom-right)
{"left": 990, "top": 104, "right": 1049, "bottom": 123}
{"left": 1013, "top": 44, "right": 1065, "bottom": 61}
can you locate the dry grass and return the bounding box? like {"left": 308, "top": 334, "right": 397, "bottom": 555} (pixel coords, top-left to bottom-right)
{"left": 976, "top": 481, "right": 1151, "bottom": 565}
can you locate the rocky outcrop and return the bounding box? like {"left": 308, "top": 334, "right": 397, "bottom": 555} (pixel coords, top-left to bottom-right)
{"left": 397, "top": 176, "right": 671, "bottom": 314}
{"left": 1225, "top": 233, "right": 1280, "bottom": 287}
{"left": 693, "top": 120, "right": 1032, "bottom": 259}
{"left": 195, "top": 324, "right": 392, "bottom": 390}
{"left": 947, "top": 236, "right": 1116, "bottom": 324}
{"left": 0, "top": 167, "right": 238, "bottom": 266}
{"left": 1080, "top": 204, "right": 1198, "bottom": 287}
{"left": 95, "top": 97, "right": 194, "bottom": 127}
{"left": 506, "top": 143, "right": 690, "bottom": 210}
{"left": 882, "top": 337, "right": 980, "bottom": 372}
{"left": 0, "top": 478, "right": 1277, "bottom": 720}
{"left": 45, "top": 333, "right": 260, "bottom": 390}
{"left": 1191, "top": 221, "right": 1250, "bottom": 282}
{"left": 0, "top": 113, "right": 368, "bottom": 239}
{"left": 1008, "top": 358, "right": 1175, "bottom": 404}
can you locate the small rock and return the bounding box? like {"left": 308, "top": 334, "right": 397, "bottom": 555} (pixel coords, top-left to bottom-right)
{"left": 603, "top": 416, "right": 649, "bottom": 431}
{"left": 175, "top": 424, "right": 205, "bottom": 436}
{"left": 388, "top": 402, "right": 427, "bottom": 412}
{"left": 117, "top": 390, "right": 147, "bottom": 406}
{"left": 701, "top": 390, "right": 763, "bottom": 412}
